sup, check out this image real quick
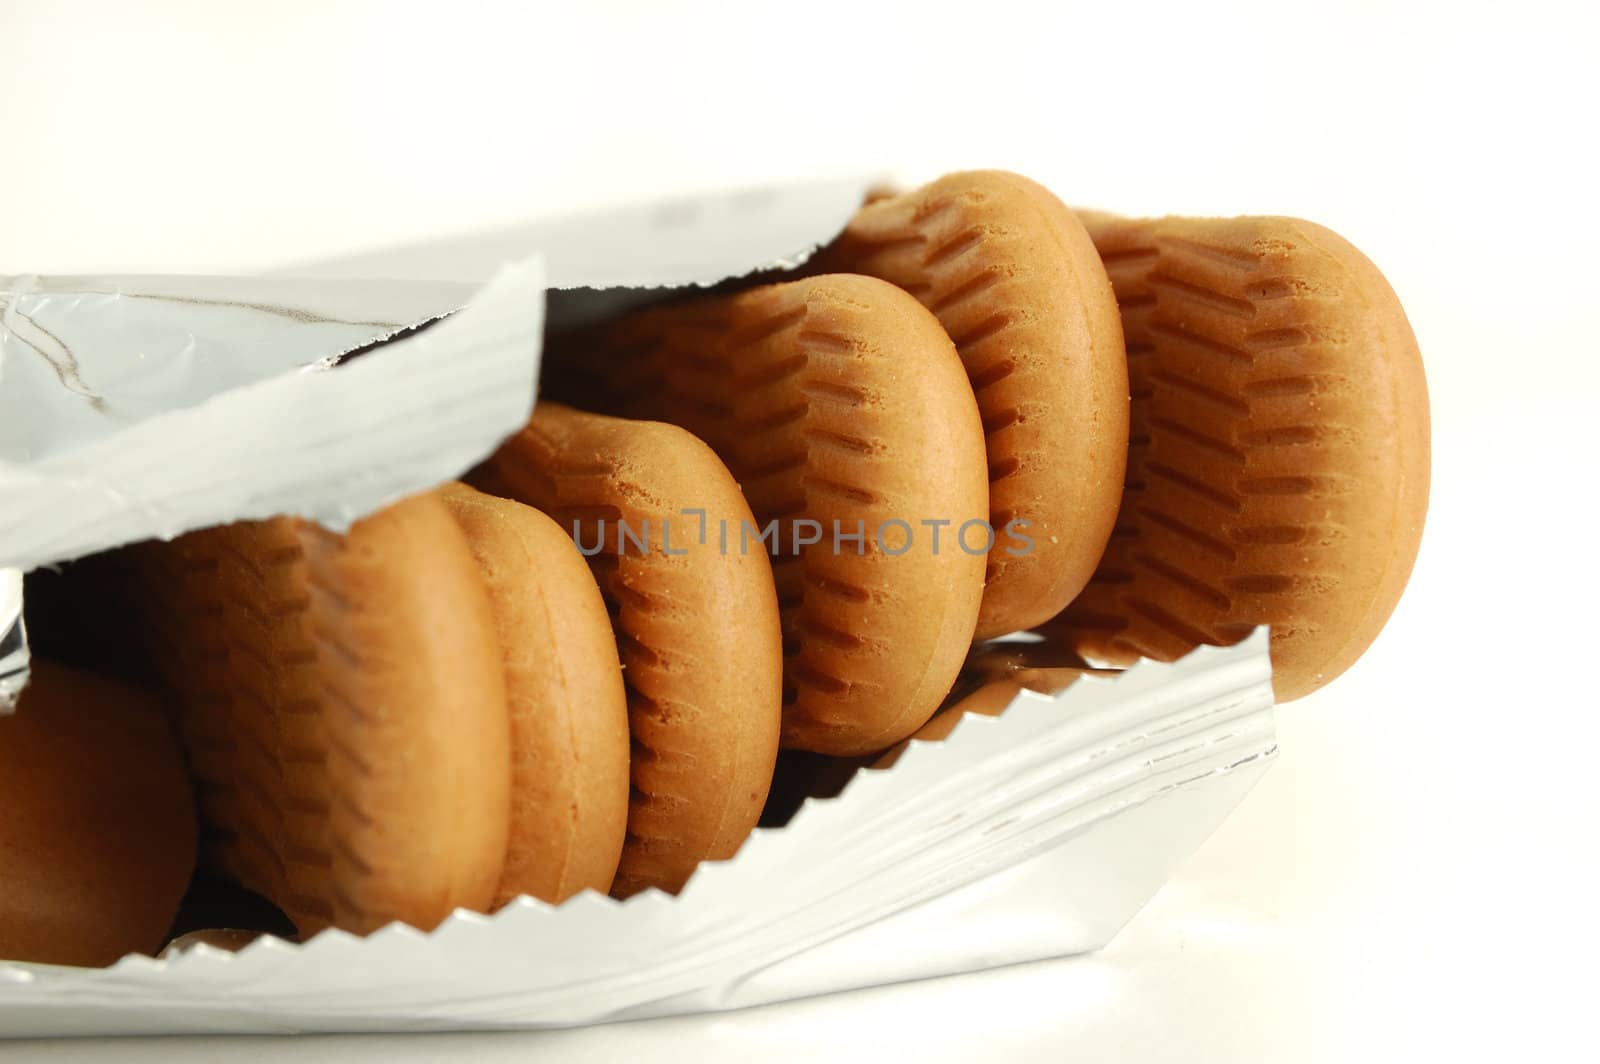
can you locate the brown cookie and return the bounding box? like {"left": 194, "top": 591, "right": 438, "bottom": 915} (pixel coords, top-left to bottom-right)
{"left": 0, "top": 662, "right": 196, "bottom": 967}
{"left": 474, "top": 403, "right": 783, "bottom": 897}
{"left": 815, "top": 171, "right": 1129, "bottom": 638}
{"left": 438, "top": 482, "right": 630, "bottom": 906}
{"left": 128, "top": 489, "right": 512, "bottom": 935}
{"left": 544, "top": 274, "right": 989, "bottom": 755}
{"left": 1045, "top": 214, "right": 1430, "bottom": 700}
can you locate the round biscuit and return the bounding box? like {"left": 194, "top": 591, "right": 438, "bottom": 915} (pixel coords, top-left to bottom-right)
{"left": 545, "top": 274, "right": 989, "bottom": 755}
{"left": 438, "top": 482, "right": 630, "bottom": 906}
{"left": 128, "top": 489, "right": 513, "bottom": 935}
{"left": 476, "top": 403, "right": 783, "bottom": 897}
{"left": 1046, "top": 213, "right": 1430, "bottom": 700}
{"left": 817, "top": 170, "right": 1129, "bottom": 639}
{"left": 0, "top": 662, "right": 196, "bottom": 966}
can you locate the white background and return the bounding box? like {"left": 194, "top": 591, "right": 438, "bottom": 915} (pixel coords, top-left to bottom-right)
{"left": 5, "top": 0, "right": 1599, "bottom": 1059}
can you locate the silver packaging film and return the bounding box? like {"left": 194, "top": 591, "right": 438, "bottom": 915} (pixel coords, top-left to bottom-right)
{"left": 0, "top": 634, "right": 1273, "bottom": 1037}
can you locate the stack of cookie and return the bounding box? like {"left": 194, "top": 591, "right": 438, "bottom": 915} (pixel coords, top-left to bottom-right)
{"left": 0, "top": 171, "right": 1429, "bottom": 962}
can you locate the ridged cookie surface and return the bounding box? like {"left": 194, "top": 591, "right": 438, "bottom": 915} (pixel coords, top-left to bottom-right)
{"left": 1046, "top": 214, "right": 1429, "bottom": 700}
{"left": 130, "top": 490, "right": 512, "bottom": 935}
{"left": 475, "top": 404, "right": 783, "bottom": 897}
{"left": 816, "top": 171, "right": 1128, "bottom": 639}
{"left": 545, "top": 274, "right": 988, "bottom": 755}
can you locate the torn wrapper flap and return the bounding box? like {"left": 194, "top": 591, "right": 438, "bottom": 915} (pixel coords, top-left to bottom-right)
{"left": 0, "top": 270, "right": 530, "bottom": 571}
